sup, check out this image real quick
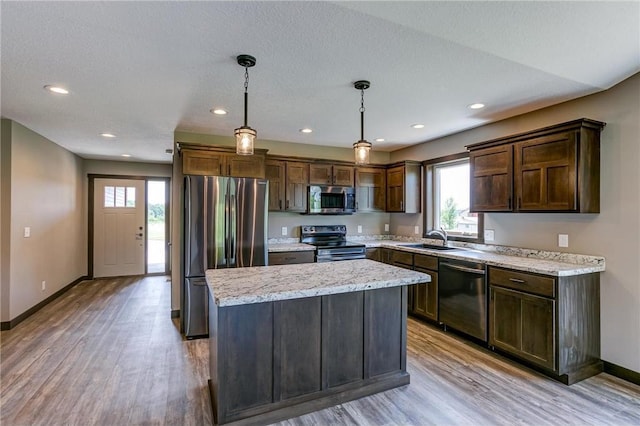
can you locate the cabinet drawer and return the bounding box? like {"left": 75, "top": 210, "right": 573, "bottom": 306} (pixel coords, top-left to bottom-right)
{"left": 268, "top": 251, "right": 315, "bottom": 265}
{"left": 489, "top": 267, "right": 555, "bottom": 298}
{"left": 414, "top": 254, "right": 437, "bottom": 271}
{"left": 390, "top": 250, "right": 413, "bottom": 268}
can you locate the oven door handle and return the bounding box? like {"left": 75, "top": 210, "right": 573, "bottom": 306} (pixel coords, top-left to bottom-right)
{"left": 439, "top": 262, "right": 486, "bottom": 275}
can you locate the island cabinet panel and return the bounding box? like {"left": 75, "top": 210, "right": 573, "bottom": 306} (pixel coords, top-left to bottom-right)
{"left": 274, "top": 297, "right": 322, "bottom": 400}
{"left": 322, "top": 292, "right": 364, "bottom": 388}
{"left": 365, "top": 286, "right": 404, "bottom": 377}
{"left": 209, "top": 286, "right": 410, "bottom": 424}
{"left": 217, "top": 303, "right": 274, "bottom": 415}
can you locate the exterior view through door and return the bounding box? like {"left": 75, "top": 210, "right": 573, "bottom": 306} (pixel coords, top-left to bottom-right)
{"left": 93, "top": 178, "right": 146, "bottom": 277}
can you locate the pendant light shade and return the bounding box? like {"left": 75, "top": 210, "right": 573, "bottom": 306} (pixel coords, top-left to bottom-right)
{"left": 353, "top": 80, "right": 372, "bottom": 165}
{"left": 234, "top": 54, "right": 257, "bottom": 156}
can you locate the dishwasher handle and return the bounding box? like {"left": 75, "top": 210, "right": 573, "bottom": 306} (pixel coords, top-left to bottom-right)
{"left": 440, "top": 262, "right": 486, "bottom": 275}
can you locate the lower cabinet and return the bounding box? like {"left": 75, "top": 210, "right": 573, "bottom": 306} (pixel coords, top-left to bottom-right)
{"left": 488, "top": 266, "right": 601, "bottom": 384}
{"left": 490, "top": 286, "right": 555, "bottom": 370}
{"left": 412, "top": 254, "right": 438, "bottom": 322}
{"left": 268, "top": 251, "right": 315, "bottom": 265}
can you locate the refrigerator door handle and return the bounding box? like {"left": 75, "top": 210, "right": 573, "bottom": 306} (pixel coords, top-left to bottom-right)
{"left": 224, "top": 192, "right": 229, "bottom": 264}
{"left": 229, "top": 193, "right": 237, "bottom": 265}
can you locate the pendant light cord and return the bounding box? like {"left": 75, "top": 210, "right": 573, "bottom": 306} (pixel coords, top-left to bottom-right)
{"left": 243, "top": 67, "right": 249, "bottom": 127}
{"left": 360, "top": 88, "right": 365, "bottom": 141}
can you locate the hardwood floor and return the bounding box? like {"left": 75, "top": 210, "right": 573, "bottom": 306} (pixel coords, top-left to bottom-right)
{"left": 1, "top": 275, "right": 639, "bottom": 425}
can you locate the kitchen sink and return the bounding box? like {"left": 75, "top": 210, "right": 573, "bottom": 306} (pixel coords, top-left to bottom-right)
{"left": 400, "top": 243, "right": 463, "bottom": 251}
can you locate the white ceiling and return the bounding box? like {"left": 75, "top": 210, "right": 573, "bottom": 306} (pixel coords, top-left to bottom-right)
{"left": 2, "top": 1, "right": 639, "bottom": 163}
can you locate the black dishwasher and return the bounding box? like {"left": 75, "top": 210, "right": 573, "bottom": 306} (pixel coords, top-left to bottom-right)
{"left": 438, "top": 259, "right": 487, "bottom": 342}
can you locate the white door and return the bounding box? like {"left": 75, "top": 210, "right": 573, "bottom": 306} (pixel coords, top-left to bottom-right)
{"left": 93, "top": 178, "right": 146, "bottom": 277}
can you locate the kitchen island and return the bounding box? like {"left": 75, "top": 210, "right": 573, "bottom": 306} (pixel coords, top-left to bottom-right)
{"left": 205, "top": 259, "right": 432, "bottom": 425}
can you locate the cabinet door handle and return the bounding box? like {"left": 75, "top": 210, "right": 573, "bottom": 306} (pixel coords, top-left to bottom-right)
{"left": 508, "top": 197, "right": 512, "bottom": 210}
{"left": 518, "top": 198, "right": 522, "bottom": 209}
{"left": 285, "top": 200, "right": 290, "bottom": 209}
{"left": 219, "top": 164, "right": 222, "bottom": 175}
{"left": 400, "top": 201, "right": 403, "bottom": 210}
{"left": 509, "top": 278, "right": 526, "bottom": 284}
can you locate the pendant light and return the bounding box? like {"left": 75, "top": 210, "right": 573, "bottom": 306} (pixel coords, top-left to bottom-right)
{"left": 234, "top": 54, "right": 257, "bottom": 155}
{"left": 353, "top": 80, "right": 372, "bottom": 165}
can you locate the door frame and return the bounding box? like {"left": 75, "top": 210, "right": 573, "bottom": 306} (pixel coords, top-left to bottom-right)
{"left": 88, "top": 174, "right": 171, "bottom": 278}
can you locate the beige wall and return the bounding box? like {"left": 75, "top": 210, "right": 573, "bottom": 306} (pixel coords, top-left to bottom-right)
{"left": 3, "top": 121, "right": 86, "bottom": 320}
{"left": 1, "top": 120, "right": 12, "bottom": 321}
{"left": 390, "top": 73, "right": 640, "bottom": 372}
{"left": 268, "top": 212, "right": 391, "bottom": 239}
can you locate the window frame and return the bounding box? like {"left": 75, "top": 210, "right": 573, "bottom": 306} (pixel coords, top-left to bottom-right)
{"left": 423, "top": 152, "right": 484, "bottom": 243}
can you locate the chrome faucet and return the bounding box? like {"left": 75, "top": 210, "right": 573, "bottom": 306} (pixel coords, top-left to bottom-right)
{"left": 426, "top": 228, "right": 448, "bottom": 245}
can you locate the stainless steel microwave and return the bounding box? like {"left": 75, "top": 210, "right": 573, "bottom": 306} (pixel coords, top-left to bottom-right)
{"left": 308, "top": 185, "right": 356, "bottom": 214}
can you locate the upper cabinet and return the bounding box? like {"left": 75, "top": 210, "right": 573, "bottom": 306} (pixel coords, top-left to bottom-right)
{"left": 386, "top": 161, "right": 421, "bottom": 213}
{"left": 309, "top": 163, "right": 355, "bottom": 186}
{"left": 180, "top": 144, "right": 267, "bottom": 178}
{"left": 265, "top": 159, "right": 309, "bottom": 212}
{"left": 467, "top": 119, "right": 605, "bottom": 213}
{"left": 285, "top": 161, "right": 309, "bottom": 212}
{"left": 355, "top": 167, "right": 386, "bottom": 212}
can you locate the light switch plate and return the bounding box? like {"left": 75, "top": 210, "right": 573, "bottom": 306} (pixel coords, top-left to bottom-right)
{"left": 384, "top": 224, "right": 389, "bottom": 232}
{"left": 357, "top": 225, "right": 363, "bottom": 233}
{"left": 414, "top": 226, "right": 420, "bottom": 235}
{"left": 484, "top": 229, "right": 495, "bottom": 242}
{"left": 558, "top": 234, "right": 569, "bottom": 247}
{"left": 281, "top": 227, "right": 287, "bottom": 236}
{"left": 24, "top": 227, "right": 31, "bottom": 238}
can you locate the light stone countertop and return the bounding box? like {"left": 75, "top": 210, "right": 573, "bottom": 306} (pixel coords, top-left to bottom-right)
{"left": 365, "top": 241, "right": 605, "bottom": 277}
{"left": 206, "top": 259, "right": 431, "bottom": 307}
{"left": 268, "top": 243, "right": 316, "bottom": 252}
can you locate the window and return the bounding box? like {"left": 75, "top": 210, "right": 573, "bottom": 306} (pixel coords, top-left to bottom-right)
{"left": 104, "top": 186, "right": 136, "bottom": 208}
{"left": 424, "top": 154, "right": 483, "bottom": 242}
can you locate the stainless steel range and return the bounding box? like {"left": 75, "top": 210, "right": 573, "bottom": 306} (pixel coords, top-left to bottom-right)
{"left": 300, "top": 225, "right": 366, "bottom": 262}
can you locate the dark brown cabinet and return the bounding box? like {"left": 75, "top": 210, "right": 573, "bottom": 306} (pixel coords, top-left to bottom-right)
{"left": 266, "top": 159, "right": 286, "bottom": 211}
{"left": 309, "top": 163, "right": 354, "bottom": 186}
{"left": 268, "top": 251, "right": 315, "bottom": 265}
{"left": 467, "top": 119, "right": 605, "bottom": 213}
{"left": 386, "top": 162, "right": 421, "bottom": 213}
{"left": 488, "top": 266, "right": 601, "bottom": 384}
{"left": 470, "top": 144, "right": 513, "bottom": 211}
{"left": 355, "top": 167, "right": 386, "bottom": 212}
{"left": 412, "top": 254, "right": 438, "bottom": 322}
{"left": 181, "top": 146, "right": 266, "bottom": 178}
{"left": 285, "top": 161, "right": 309, "bottom": 212}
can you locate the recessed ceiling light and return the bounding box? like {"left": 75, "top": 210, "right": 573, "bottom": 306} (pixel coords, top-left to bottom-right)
{"left": 411, "top": 124, "right": 425, "bottom": 129}
{"left": 44, "top": 85, "right": 69, "bottom": 95}
{"left": 121, "top": 154, "right": 131, "bottom": 158}
{"left": 468, "top": 103, "right": 485, "bottom": 109}
{"left": 375, "top": 138, "right": 385, "bottom": 142}
{"left": 300, "top": 128, "right": 313, "bottom": 134}
{"left": 100, "top": 133, "right": 116, "bottom": 138}
{"left": 211, "top": 108, "right": 228, "bottom": 115}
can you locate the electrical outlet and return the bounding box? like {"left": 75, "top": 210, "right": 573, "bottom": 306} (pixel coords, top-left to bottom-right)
{"left": 484, "top": 229, "right": 495, "bottom": 242}
{"left": 384, "top": 224, "right": 389, "bottom": 232}
{"left": 414, "top": 226, "right": 420, "bottom": 235}
{"left": 357, "top": 225, "right": 363, "bottom": 233}
{"left": 281, "top": 226, "right": 287, "bottom": 236}
{"left": 41, "top": 281, "right": 46, "bottom": 291}
{"left": 24, "top": 227, "right": 31, "bottom": 238}
{"left": 558, "top": 234, "right": 569, "bottom": 248}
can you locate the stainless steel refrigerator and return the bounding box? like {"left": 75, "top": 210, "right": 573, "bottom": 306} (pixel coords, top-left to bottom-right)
{"left": 182, "top": 175, "right": 268, "bottom": 338}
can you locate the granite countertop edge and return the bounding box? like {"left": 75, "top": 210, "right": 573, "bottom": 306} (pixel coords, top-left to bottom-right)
{"left": 206, "top": 259, "right": 431, "bottom": 307}
{"left": 365, "top": 240, "right": 605, "bottom": 277}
